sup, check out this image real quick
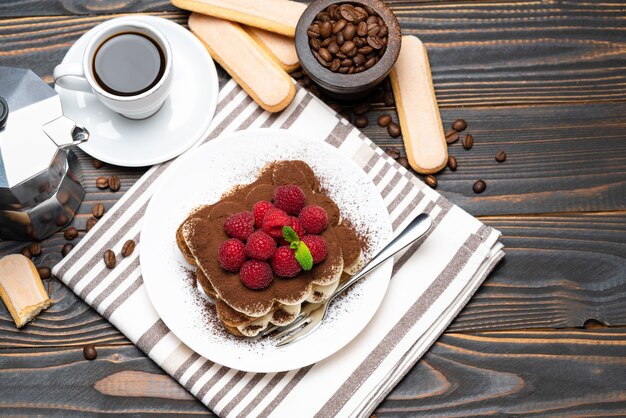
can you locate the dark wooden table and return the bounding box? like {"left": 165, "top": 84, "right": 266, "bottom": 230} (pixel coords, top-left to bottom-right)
{"left": 2, "top": 1, "right": 626, "bottom": 415}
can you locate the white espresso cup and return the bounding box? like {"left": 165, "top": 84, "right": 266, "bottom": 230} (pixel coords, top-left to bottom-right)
{"left": 54, "top": 20, "right": 173, "bottom": 119}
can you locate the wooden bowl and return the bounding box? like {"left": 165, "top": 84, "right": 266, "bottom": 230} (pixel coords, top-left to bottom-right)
{"left": 295, "top": 0, "right": 401, "bottom": 98}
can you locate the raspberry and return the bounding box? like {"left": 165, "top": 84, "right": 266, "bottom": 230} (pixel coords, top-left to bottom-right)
{"left": 245, "top": 230, "right": 276, "bottom": 260}
{"left": 299, "top": 205, "right": 328, "bottom": 234}
{"left": 301, "top": 235, "right": 328, "bottom": 264}
{"left": 218, "top": 238, "right": 246, "bottom": 272}
{"left": 240, "top": 260, "right": 273, "bottom": 290}
{"left": 252, "top": 200, "right": 273, "bottom": 228}
{"left": 262, "top": 208, "right": 290, "bottom": 239}
{"left": 224, "top": 211, "right": 254, "bottom": 241}
{"left": 271, "top": 246, "right": 302, "bottom": 278}
{"left": 274, "top": 185, "right": 306, "bottom": 216}
{"left": 279, "top": 217, "right": 307, "bottom": 246}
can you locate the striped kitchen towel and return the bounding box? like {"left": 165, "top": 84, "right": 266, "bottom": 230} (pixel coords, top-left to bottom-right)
{"left": 53, "top": 79, "right": 504, "bottom": 417}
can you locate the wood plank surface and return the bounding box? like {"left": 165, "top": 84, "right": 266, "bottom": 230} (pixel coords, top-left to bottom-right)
{"left": 2, "top": 1, "right": 626, "bottom": 107}
{"left": 2, "top": 328, "right": 625, "bottom": 416}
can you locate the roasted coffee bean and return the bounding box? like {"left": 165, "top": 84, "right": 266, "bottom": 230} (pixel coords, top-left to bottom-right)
{"left": 122, "top": 239, "right": 136, "bottom": 257}
{"left": 335, "top": 31, "right": 345, "bottom": 46}
{"left": 354, "top": 103, "right": 370, "bottom": 115}
{"left": 62, "top": 243, "right": 74, "bottom": 257}
{"left": 447, "top": 155, "right": 458, "bottom": 171}
{"left": 339, "top": 111, "right": 352, "bottom": 123}
{"left": 473, "top": 179, "right": 486, "bottom": 194}
{"left": 29, "top": 242, "right": 42, "bottom": 256}
{"left": 330, "top": 58, "right": 341, "bottom": 72}
{"left": 353, "top": 54, "right": 365, "bottom": 66}
{"left": 318, "top": 11, "right": 331, "bottom": 22}
{"left": 307, "top": 24, "right": 320, "bottom": 38}
{"left": 318, "top": 47, "right": 332, "bottom": 62}
{"left": 37, "top": 266, "right": 51, "bottom": 279}
{"left": 92, "top": 203, "right": 105, "bottom": 219}
{"left": 342, "top": 23, "right": 355, "bottom": 41}
{"left": 340, "top": 58, "right": 353, "bottom": 67}
{"left": 83, "top": 344, "right": 97, "bottom": 360}
{"left": 103, "top": 249, "right": 116, "bottom": 269}
{"left": 20, "top": 247, "right": 32, "bottom": 259}
{"left": 445, "top": 130, "right": 459, "bottom": 144}
{"left": 108, "top": 175, "right": 121, "bottom": 192}
{"left": 384, "top": 147, "right": 400, "bottom": 160}
{"left": 358, "top": 46, "right": 373, "bottom": 55}
{"left": 378, "top": 24, "right": 388, "bottom": 37}
{"left": 452, "top": 119, "right": 467, "bottom": 132}
{"left": 329, "top": 103, "right": 342, "bottom": 113}
{"left": 357, "top": 21, "right": 368, "bottom": 36}
{"left": 424, "top": 175, "right": 437, "bottom": 188}
{"left": 462, "top": 134, "right": 474, "bottom": 150}
{"left": 332, "top": 19, "right": 347, "bottom": 34}
{"left": 364, "top": 57, "right": 378, "bottom": 69}
{"left": 354, "top": 115, "right": 369, "bottom": 128}
{"left": 387, "top": 122, "right": 401, "bottom": 138}
{"left": 367, "top": 35, "right": 384, "bottom": 49}
{"left": 328, "top": 42, "right": 339, "bottom": 55}
{"left": 378, "top": 114, "right": 392, "bottom": 127}
{"left": 96, "top": 176, "right": 108, "bottom": 189}
{"left": 86, "top": 217, "right": 98, "bottom": 232}
{"left": 367, "top": 24, "right": 380, "bottom": 36}
{"left": 396, "top": 156, "right": 410, "bottom": 169}
{"left": 338, "top": 67, "right": 349, "bottom": 74}
{"left": 339, "top": 41, "right": 355, "bottom": 54}
{"left": 320, "top": 21, "right": 332, "bottom": 38}
{"left": 309, "top": 37, "right": 321, "bottom": 50}
{"left": 64, "top": 226, "right": 78, "bottom": 240}
{"left": 384, "top": 91, "right": 395, "bottom": 106}
{"left": 340, "top": 7, "right": 357, "bottom": 22}
{"left": 495, "top": 150, "right": 507, "bottom": 162}
{"left": 92, "top": 158, "right": 105, "bottom": 169}
{"left": 320, "top": 37, "right": 332, "bottom": 47}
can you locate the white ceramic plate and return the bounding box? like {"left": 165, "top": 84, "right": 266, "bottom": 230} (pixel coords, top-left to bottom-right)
{"left": 56, "top": 15, "right": 219, "bottom": 167}
{"left": 140, "top": 129, "right": 393, "bottom": 372}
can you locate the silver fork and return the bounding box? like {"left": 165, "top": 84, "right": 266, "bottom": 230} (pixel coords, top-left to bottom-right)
{"left": 274, "top": 212, "right": 433, "bottom": 347}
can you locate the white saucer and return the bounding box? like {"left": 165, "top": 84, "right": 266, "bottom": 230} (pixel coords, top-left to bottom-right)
{"left": 56, "top": 15, "right": 219, "bottom": 167}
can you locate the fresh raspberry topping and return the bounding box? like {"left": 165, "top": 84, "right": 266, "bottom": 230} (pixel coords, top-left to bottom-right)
{"left": 301, "top": 235, "right": 328, "bottom": 264}
{"left": 245, "top": 230, "right": 276, "bottom": 260}
{"left": 239, "top": 260, "right": 273, "bottom": 290}
{"left": 279, "top": 217, "right": 307, "bottom": 246}
{"left": 252, "top": 200, "right": 273, "bottom": 229}
{"left": 271, "top": 246, "right": 302, "bottom": 278}
{"left": 224, "top": 211, "right": 254, "bottom": 241}
{"left": 262, "top": 207, "right": 291, "bottom": 239}
{"left": 218, "top": 238, "right": 246, "bottom": 272}
{"left": 298, "top": 205, "right": 328, "bottom": 234}
{"left": 273, "top": 185, "right": 306, "bottom": 216}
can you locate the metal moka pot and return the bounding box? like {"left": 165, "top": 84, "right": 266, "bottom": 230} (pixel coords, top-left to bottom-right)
{"left": 0, "top": 66, "right": 89, "bottom": 241}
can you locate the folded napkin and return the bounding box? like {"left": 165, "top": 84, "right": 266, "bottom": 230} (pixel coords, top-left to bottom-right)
{"left": 53, "top": 79, "right": 504, "bottom": 417}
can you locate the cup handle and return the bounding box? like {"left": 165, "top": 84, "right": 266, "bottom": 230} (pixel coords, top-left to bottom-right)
{"left": 53, "top": 63, "right": 92, "bottom": 92}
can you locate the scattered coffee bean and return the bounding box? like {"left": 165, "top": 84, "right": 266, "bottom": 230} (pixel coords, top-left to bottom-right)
{"left": 56, "top": 213, "right": 70, "bottom": 227}
{"left": 64, "top": 227, "right": 78, "bottom": 241}
{"left": 445, "top": 130, "right": 459, "bottom": 144}
{"left": 354, "top": 103, "right": 370, "bottom": 115}
{"left": 396, "top": 156, "right": 410, "bottom": 169}
{"left": 37, "top": 266, "right": 51, "bottom": 280}
{"left": 354, "top": 115, "right": 369, "bottom": 128}
{"left": 86, "top": 217, "right": 98, "bottom": 232}
{"left": 329, "top": 103, "right": 343, "bottom": 113}
{"left": 462, "top": 134, "right": 474, "bottom": 150}
{"left": 92, "top": 158, "right": 105, "bottom": 169}
{"left": 308, "top": 4, "right": 388, "bottom": 74}
{"left": 377, "top": 114, "right": 392, "bottom": 127}
{"left": 495, "top": 150, "right": 507, "bottom": 162}
{"left": 121, "top": 240, "right": 136, "bottom": 257}
{"left": 96, "top": 176, "right": 109, "bottom": 189}
{"left": 83, "top": 344, "right": 97, "bottom": 361}
{"left": 384, "top": 147, "right": 400, "bottom": 160}
{"left": 29, "top": 242, "right": 42, "bottom": 256}
{"left": 447, "top": 155, "right": 458, "bottom": 171}
{"left": 424, "top": 174, "right": 437, "bottom": 188}
{"left": 92, "top": 203, "right": 105, "bottom": 219}
{"left": 339, "top": 111, "right": 352, "bottom": 123}
{"left": 108, "top": 175, "right": 121, "bottom": 192}
{"left": 62, "top": 243, "right": 74, "bottom": 257}
{"left": 383, "top": 91, "right": 395, "bottom": 106}
{"left": 473, "top": 179, "right": 486, "bottom": 194}
{"left": 103, "top": 249, "right": 116, "bottom": 269}
{"left": 20, "top": 247, "right": 32, "bottom": 259}
{"left": 387, "top": 122, "right": 401, "bottom": 138}
{"left": 452, "top": 119, "right": 467, "bottom": 132}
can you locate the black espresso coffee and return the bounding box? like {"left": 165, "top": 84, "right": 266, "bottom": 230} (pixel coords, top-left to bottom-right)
{"left": 93, "top": 32, "right": 165, "bottom": 96}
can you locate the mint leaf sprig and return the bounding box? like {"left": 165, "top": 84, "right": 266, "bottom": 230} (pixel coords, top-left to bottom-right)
{"left": 282, "top": 226, "right": 313, "bottom": 271}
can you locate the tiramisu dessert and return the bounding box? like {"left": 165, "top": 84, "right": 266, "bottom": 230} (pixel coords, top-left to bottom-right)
{"left": 176, "top": 160, "right": 363, "bottom": 337}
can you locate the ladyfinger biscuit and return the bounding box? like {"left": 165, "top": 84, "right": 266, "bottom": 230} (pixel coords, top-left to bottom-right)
{"left": 389, "top": 36, "right": 448, "bottom": 174}
{"left": 0, "top": 254, "right": 50, "bottom": 328}
{"left": 189, "top": 13, "right": 296, "bottom": 113}
{"left": 245, "top": 26, "right": 300, "bottom": 72}
{"left": 173, "top": 0, "right": 306, "bottom": 37}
